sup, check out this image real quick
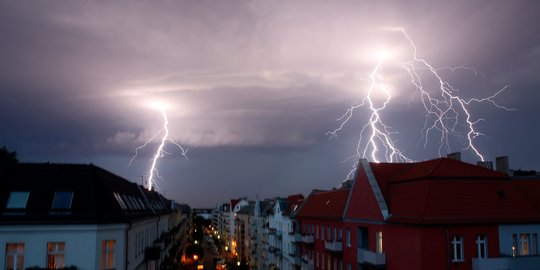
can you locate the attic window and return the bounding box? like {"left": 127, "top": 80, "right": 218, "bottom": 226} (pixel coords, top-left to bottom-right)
{"left": 52, "top": 192, "right": 74, "bottom": 209}
{"left": 113, "top": 193, "right": 127, "bottom": 210}
{"left": 6, "top": 191, "right": 30, "bottom": 209}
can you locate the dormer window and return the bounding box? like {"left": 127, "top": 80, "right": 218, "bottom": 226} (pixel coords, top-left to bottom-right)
{"left": 52, "top": 192, "right": 74, "bottom": 209}
{"left": 6, "top": 191, "right": 30, "bottom": 209}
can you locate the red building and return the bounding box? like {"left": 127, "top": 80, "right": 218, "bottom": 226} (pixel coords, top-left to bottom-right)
{"left": 296, "top": 158, "right": 540, "bottom": 270}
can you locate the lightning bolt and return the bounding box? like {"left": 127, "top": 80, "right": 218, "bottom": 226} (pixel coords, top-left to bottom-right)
{"left": 128, "top": 105, "right": 188, "bottom": 191}
{"left": 329, "top": 27, "right": 514, "bottom": 178}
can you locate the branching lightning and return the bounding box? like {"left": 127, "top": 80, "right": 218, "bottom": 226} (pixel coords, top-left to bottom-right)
{"left": 128, "top": 104, "right": 188, "bottom": 191}
{"left": 328, "top": 27, "right": 514, "bottom": 178}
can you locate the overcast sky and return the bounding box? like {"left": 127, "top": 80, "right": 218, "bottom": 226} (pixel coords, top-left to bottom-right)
{"left": 1, "top": 0, "right": 539, "bottom": 207}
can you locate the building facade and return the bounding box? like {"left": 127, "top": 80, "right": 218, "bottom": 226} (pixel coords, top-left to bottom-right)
{"left": 0, "top": 163, "right": 188, "bottom": 270}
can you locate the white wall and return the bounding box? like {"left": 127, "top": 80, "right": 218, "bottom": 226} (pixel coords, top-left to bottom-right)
{"left": 499, "top": 224, "right": 540, "bottom": 256}
{"left": 0, "top": 224, "right": 127, "bottom": 270}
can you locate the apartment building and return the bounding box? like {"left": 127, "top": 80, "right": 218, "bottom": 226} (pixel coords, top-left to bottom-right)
{"left": 0, "top": 163, "right": 188, "bottom": 270}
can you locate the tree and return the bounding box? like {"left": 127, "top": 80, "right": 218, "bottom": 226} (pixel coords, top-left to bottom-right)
{"left": 0, "top": 146, "right": 19, "bottom": 168}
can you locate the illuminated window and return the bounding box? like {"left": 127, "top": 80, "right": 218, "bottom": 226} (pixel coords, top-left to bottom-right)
{"left": 476, "top": 235, "right": 488, "bottom": 258}
{"left": 47, "top": 242, "right": 65, "bottom": 269}
{"left": 52, "top": 192, "right": 74, "bottom": 209}
{"left": 5, "top": 243, "right": 24, "bottom": 270}
{"left": 520, "top": 233, "right": 530, "bottom": 255}
{"left": 6, "top": 192, "right": 29, "bottom": 209}
{"left": 451, "top": 236, "right": 464, "bottom": 262}
{"left": 101, "top": 240, "right": 115, "bottom": 270}
{"left": 376, "top": 231, "right": 383, "bottom": 253}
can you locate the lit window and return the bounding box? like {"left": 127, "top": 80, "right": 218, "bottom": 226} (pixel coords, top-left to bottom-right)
{"left": 6, "top": 192, "right": 29, "bottom": 209}
{"left": 5, "top": 243, "right": 24, "bottom": 270}
{"left": 52, "top": 192, "right": 73, "bottom": 209}
{"left": 451, "top": 236, "right": 464, "bottom": 262}
{"left": 376, "top": 231, "right": 383, "bottom": 253}
{"left": 101, "top": 240, "right": 115, "bottom": 270}
{"left": 520, "top": 233, "right": 530, "bottom": 256}
{"left": 47, "top": 242, "right": 65, "bottom": 269}
{"left": 476, "top": 235, "right": 488, "bottom": 258}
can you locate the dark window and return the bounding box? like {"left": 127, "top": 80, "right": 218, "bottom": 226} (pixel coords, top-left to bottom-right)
{"left": 52, "top": 192, "right": 74, "bottom": 209}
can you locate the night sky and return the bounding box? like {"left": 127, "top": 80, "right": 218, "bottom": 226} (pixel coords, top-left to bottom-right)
{"left": 1, "top": 1, "right": 539, "bottom": 207}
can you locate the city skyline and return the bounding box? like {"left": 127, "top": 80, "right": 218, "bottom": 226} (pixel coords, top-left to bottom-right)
{"left": 1, "top": 0, "right": 539, "bottom": 207}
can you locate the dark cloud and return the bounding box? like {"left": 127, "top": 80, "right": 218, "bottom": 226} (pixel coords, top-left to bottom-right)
{"left": 1, "top": 0, "right": 539, "bottom": 207}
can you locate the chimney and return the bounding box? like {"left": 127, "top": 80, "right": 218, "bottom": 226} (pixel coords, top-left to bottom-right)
{"left": 447, "top": 152, "right": 461, "bottom": 161}
{"left": 477, "top": 161, "right": 494, "bottom": 170}
{"left": 496, "top": 156, "right": 510, "bottom": 175}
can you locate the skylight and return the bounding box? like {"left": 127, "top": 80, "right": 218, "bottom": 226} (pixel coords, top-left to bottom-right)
{"left": 52, "top": 192, "right": 74, "bottom": 209}
{"left": 6, "top": 191, "right": 30, "bottom": 209}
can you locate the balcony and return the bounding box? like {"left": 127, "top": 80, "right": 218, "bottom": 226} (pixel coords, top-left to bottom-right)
{"left": 301, "top": 234, "right": 314, "bottom": 244}
{"left": 324, "top": 240, "right": 343, "bottom": 253}
{"left": 472, "top": 256, "right": 540, "bottom": 270}
{"left": 357, "top": 248, "right": 386, "bottom": 267}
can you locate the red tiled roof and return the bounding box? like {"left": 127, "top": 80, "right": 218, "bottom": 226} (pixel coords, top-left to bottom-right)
{"left": 513, "top": 179, "right": 540, "bottom": 213}
{"left": 296, "top": 189, "right": 350, "bottom": 220}
{"left": 365, "top": 158, "right": 540, "bottom": 224}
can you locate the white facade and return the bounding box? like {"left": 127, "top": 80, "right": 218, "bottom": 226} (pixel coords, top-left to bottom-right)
{"left": 498, "top": 224, "right": 540, "bottom": 257}
{"left": 0, "top": 224, "right": 127, "bottom": 270}
{"left": 268, "top": 200, "right": 295, "bottom": 270}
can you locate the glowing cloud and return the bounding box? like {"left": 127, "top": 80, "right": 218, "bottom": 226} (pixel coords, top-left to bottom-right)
{"left": 328, "top": 27, "right": 514, "bottom": 178}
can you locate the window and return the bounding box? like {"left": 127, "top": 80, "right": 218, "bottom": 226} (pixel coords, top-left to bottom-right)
{"left": 338, "top": 228, "right": 342, "bottom": 240}
{"left": 451, "top": 236, "right": 464, "bottom": 262}
{"left": 327, "top": 226, "right": 330, "bottom": 241}
{"left": 6, "top": 192, "right": 29, "bottom": 209}
{"left": 532, "top": 233, "right": 538, "bottom": 255}
{"left": 327, "top": 254, "right": 330, "bottom": 270}
{"left": 346, "top": 229, "right": 351, "bottom": 247}
{"left": 476, "top": 235, "right": 488, "bottom": 258}
{"left": 113, "top": 193, "right": 127, "bottom": 210}
{"left": 347, "top": 262, "right": 351, "bottom": 270}
{"left": 5, "top": 243, "right": 24, "bottom": 270}
{"left": 52, "top": 192, "right": 74, "bottom": 209}
{"left": 520, "top": 233, "right": 530, "bottom": 256}
{"left": 101, "top": 240, "right": 115, "bottom": 270}
{"left": 376, "top": 231, "right": 383, "bottom": 253}
{"left": 47, "top": 242, "right": 65, "bottom": 269}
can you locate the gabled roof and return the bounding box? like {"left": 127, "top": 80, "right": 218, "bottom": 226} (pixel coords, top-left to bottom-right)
{"left": 296, "top": 188, "right": 350, "bottom": 220}
{"left": 0, "top": 163, "right": 172, "bottom": 225}
{"left": 361, "top": 158, "right": 540, "bottom": 224}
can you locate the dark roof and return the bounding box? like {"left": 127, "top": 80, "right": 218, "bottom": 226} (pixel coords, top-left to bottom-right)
{"left": 237, "top": 202, "right": 255, "bottom": 215}
{"left": 366, "top": 158, "right": 540, "bottom": 224}
{"left": 296, "top": 189, "right": 350, "bottom": 220}
{"left": 0, "top": 163, "right": 172, "bottom": 225}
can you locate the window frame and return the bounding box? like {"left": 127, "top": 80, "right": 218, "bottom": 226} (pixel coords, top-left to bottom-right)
{"left": 5, "top": 242, "right": 25, "bottom": 270}
{"left": 47, "top": 242, "right": 65, "bottom": 269}
{"left": 51, "top": 192, "right": 74, "bottom": 209}
{"left": 6, "top": 192, "right": 30, "bottom": 209}
{"left": 101, "top": 240, "right": 115, "bottom": 270}
{"left": 476, "top": 235, "right": 488, "bottom": 259}
{"left": 451, "top": 236, "right": 464, "bottom": 262}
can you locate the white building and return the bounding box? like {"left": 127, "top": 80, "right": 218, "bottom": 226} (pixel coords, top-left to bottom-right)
{"left": 0, "top": 163, "right": 187, "bottom": 270}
